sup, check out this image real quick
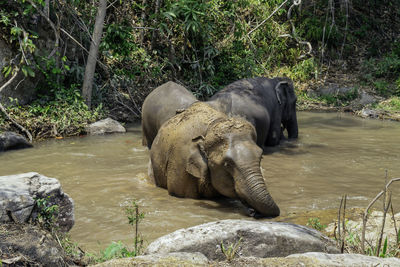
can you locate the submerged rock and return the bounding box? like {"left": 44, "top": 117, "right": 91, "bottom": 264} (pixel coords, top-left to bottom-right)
{"left": 0, "top": 131, "right": 32, "bottom": 152}
{"left": 145, "top": 219, "right": 339, "bottom": 261}
{"left": 86, "top": 117, "right": 126, "bottom": 135}
{"left": 0, "top": 172, "right": 74, "bottom": 232}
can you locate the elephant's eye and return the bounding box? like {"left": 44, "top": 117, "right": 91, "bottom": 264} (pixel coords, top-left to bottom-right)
{"left": 223, "top": 157, "right": 234, "bottom": 167}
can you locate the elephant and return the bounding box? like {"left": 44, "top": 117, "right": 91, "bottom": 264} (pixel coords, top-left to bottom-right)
{"left": 207, "top": 77, "right": 298, "bottom": 148}
{"left": 141, "top": 81, "right": 197, "bottom": 148}
{"left": 149, "top": 102, "right": 280, "bottom": 217}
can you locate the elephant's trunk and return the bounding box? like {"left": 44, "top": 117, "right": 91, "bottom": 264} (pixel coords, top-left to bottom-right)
{"left": 285, "top": 113, "right": 298, "bottom": 139}
{"left": 235, "top": 165, "right": 280, "bottom": 217}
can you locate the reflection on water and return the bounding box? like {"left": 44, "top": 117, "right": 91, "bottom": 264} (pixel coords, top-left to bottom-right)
{"left": 1, "top": 112, "right": 399, "bottom": 252}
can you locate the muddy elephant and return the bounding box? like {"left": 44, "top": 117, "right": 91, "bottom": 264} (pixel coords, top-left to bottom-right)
{"left": 149, "top": 102, "right": 280, "bottom": 217}
{"left": 207, "top": 77, "right": 298, "bottom": 148}
{"left": 141, "top": 81, "right": 197, "bottom": 148}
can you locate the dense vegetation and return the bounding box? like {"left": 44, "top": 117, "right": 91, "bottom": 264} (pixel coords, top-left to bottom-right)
{"left": 1, "top": 0, "right": 400, "bottom": 139}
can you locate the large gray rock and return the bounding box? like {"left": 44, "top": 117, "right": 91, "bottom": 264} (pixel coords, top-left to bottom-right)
{"left": 86, "top": 117, "right": 126, "bottom": 135}
{"left": 287, "top": 252, "right": 400, "bottom": 267}
{"left": 145, "top": 219, "right": 339, "bottom": 261}
{"left": 0, "top": 172, "right": 74, "bottom": 232}
{"left": 0, "top": 131, "right": 32, "bottom": 152}
{"left": 92, "top": 253, "right": 400, "bottom": 267}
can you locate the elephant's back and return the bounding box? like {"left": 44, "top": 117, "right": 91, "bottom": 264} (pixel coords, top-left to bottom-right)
{"left": 142, "top": 81, "right": 197, "bottom": 147}
{"left": 161, "top": 102, "right": 219, "bottom": 140}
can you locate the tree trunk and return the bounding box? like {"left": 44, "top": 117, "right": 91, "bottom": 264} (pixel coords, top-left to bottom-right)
{"left": 139, "top": 0, "right": 148, "bottom": 45}
{"left": 82, "top": 0, "right": 107, "bottom": 108}
{"left": 44, "top": 0, "right": 50, "bottom": 18}
{"left": 150, "top": 0, "right": 162, "bottom": 50}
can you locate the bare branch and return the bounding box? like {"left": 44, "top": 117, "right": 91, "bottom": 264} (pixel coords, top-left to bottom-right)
{"left": 0, "top": 67, "right": 19, "bottom": 94}
{"left": 341, "top": 194, "right": 347, "bottom": 253}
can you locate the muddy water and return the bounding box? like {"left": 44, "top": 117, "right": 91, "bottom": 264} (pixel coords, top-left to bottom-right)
{"left": 1, "top": 111, "right": 399, "bottom": 252}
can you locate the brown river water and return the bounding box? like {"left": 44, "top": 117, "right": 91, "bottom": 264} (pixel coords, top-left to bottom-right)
{"left": 1, "top": 111, "right": 399, "bottom": 252}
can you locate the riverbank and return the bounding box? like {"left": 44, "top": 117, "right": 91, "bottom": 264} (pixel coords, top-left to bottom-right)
{"left": 1, "top": 83, "right": 399, "bottom": 143}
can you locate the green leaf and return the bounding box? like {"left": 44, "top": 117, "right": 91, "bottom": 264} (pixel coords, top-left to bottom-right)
{"left": 10, "top": 26, "right": 22, "bottom": 36}
{"left": 380, "top": 236, "right": 388, "bottom": 258}
{"left": 27, "top": 67, "right": 35, "bottom": 77}
{"left": 2, "top": 66, "right": 12, "bottom": 77}
{"left": 397, "top": 230, "right": 400, "bottom": 244}
{"left": 21, "top": 66, "right": 28, "bottom": 77}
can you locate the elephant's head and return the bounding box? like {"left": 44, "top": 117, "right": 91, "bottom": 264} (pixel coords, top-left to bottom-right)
{"left": 186, "top": 117, "right": 280, "bottom": 217}
{"left": 274, "top": 78, "right": 298, "bottom": 139}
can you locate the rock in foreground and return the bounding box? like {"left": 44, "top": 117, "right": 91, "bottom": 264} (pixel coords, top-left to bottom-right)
{"left": 0, "top": 223, "right": 71, "bottom": 266}
{"left": 86, "top": 117, "right": 126, "bottom": 135}
{"left": 0, "top": 172, "right": 74, "bottom": 232}
{"left": 94, "top": 253, "right": 400, "bottom": 267}
{"left": 146, "top": 219, "right": 339, "bottom": 261}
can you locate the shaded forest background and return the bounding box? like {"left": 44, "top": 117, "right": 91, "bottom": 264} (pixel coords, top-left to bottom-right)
{"left": 0, "top": 0, "right": 400, "bottom": 139}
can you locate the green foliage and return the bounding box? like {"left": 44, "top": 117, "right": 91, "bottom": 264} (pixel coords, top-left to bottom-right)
{"left": 220, "top": 237, "right": 242, "bottom": 261}
{"left": 306, "top": 217, "right": 327, "bottom": 231}
{"left": 375, "top": 97, "right": 400, "bottom": 112}
{"left": 380, "top": 237, "right": 388, "bottom": 258}
{"left": 280, "top": 58, "right": 318, "bottom": 82}
{"left": 98, "top": 241, "right": 137, "bottom": 261}
{"left": 60, "top": 234, "right": 84, "bottom": 260}
{"left": 361, "top": 53, "right": 400, "bottom": 97}
{"left": 101, "top": 23, "right": 137, "bottom": 58}
{"left": 34, "top": 196, "right": 59, "bottom": 230}
{"left": 93, "top": 200, "right": 145, "bottom": 263}
{"left": 5, "top": 86, "right": 104, "bottom": 139}
{"left": 318, "top": 87, "right": 359, "bottom": 107}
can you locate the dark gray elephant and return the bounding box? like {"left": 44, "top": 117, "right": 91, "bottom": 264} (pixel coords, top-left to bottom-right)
{"left": 141, "top": 81, "right": 197, "bottom": 148}
{"left": 149, "top": 102, "right": 280, "bottom": 217}
{"left": 207, "top": 77, "right": 298, "bottom": 148}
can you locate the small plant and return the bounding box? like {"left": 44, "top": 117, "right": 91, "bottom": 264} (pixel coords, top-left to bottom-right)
{"left": 125, "top": 200, "right": 145, "bottom": 256}
{"left": 94, "top": 199, "right": 146, "bottom": 263}
{"left": 34, "top": 196, "right": 59, "bottom": 230}
{"left": 307, "top": 217, "right": 327, "bottom": 231}
{"left": 220, "top": 237, "right": 242, "bottom": 261}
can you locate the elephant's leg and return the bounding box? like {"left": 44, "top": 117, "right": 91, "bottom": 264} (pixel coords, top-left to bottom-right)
{"left": 147, "top": 159, "right": 155, "bottom": 184}
{"left": 265, "top": 123, "right": 281, "bottom": 147}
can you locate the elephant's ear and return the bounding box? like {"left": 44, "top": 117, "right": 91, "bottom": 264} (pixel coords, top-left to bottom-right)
{"left": 274, "top": 80, "right": 288, "bottom": 105}
{"left": 186, "top": 136, "right": 208, "bottom": 179}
